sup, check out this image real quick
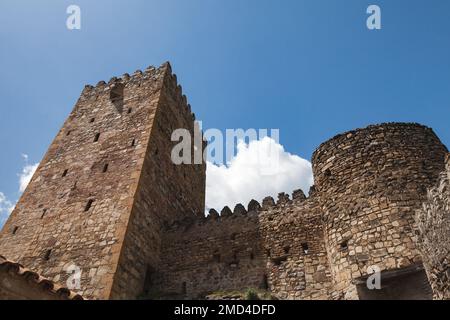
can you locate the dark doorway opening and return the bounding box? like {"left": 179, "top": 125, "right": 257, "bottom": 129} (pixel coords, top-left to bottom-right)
{"left": 142, "top": 265, "right": 155, "bottom": 297}
{"left": 356, "top": 264, "right": 433, "bottom": 300}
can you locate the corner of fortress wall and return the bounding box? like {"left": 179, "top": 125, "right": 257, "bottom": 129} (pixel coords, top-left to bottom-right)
{"left": 415, "top": 152, "right": 450, "bottom": 299}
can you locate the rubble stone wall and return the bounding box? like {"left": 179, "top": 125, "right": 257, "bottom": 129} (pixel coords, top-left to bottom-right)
{"left": 156, "top": 191, "right": 332, "bottom": 300}
{"left": 312, "top": 123, "right": 448, "bottom": 299}
{"left": 415, "top": 153, "right": 450, "bottom": 299}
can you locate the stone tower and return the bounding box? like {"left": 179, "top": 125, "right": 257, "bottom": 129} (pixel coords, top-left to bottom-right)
{"left": 0, "top": 63, "right": 206, "bottom": 299}
{"left": 312, "top": 123, "right": 448, "bottom": 299}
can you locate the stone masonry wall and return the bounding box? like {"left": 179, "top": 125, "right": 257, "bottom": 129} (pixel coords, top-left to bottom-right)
{"left": 155, "top": 189, "right": 332, "bottom": 300}
{"left": 312, "top": 123, "right": 448, "bottom": 299}
{"left": 415, "top": 153, "right": 450, "bottom": 299}
{"left": 109, "top": 64, "right": 206, "bottom": 299}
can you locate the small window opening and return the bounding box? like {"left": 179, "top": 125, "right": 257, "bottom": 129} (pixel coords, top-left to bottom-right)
{"left": 110, "top": 83, "right": 125, "bottom": 112}
{"left": 324, "top": 169, "right": 332, "bottom": 177}
{"left": 283, "top": 246, "right": 291, "bottom": 254}
{"left": 131, "top": 139, "right": 136, "bottom": 147}
{"left": 266, "top": 249, "right": 271, "bottom": 257}
{"left": 127, "top": 107, "right": 132, "bottom": 114}
{"left": 142, "top": 266, "right": 154, "bottom": 296}
{"left": 90, "top": 118, "right": 95, "bottom": 123}
{"left": 340, "top": 240, "right": 348, "bottom": 251}
{"left": 261, "top": 275, "right": 269, "bottom": 290}
{"left": 84, "top": 199, "right": 94, "bottom": 212}
{"left": 233, "top": 251, "right": 238, "bottom": 261}
{"left": 12, "top": 226, "right": 19, "bottom": 235}
{"left": 66, "top": 130, "right": 71, "bottom": 136}
{"left": 102, "top": 163, "right": 109, "bottom": 173}
{"left": 41, "top": 209, "right": 47, "bottom": 219}
{"left": 44, "top": 249, "right": 52, "bottom": 261}
{"left": 181, "top": 282, "right": 187, "bottom": 295}
{"left": 301, "top": 242, "right": 309, "bottom": 254}
{"left": 94, "top": 133, "right": 100, "bottom": 142}
{"left": 213, "top": 252, "right": 221, "bottom": 263}
{"left": 250, "top": 252, "right": 255, "bottom": 260}
{"left": 62, "top": 169, "right": 68, "bottom": 177}
{"left": 272, "top": 256, "right": 287, "bottom": 266}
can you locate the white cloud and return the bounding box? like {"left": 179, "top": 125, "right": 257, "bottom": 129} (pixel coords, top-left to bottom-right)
{"left": 0, "top": 154, "right": 39, "bottom": 228}
{"left": 0, "top": 192, "right": 14, "bottom": 226}
{"left": 18, "top": 159, "right": 39, "bottom": 193}
{"left": 205, "top": 137, "right": 313, "bottom": 212}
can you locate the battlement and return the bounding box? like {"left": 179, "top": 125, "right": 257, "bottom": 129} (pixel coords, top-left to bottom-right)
{"left": 188, "top": 186, "right": 315, "bottom": 223}
{"left": 79, "top": 62, "right": 197, "bottom": 122}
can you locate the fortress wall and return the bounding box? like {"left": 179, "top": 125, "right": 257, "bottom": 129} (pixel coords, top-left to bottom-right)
{"left": 155, "top": 207, "right": 266, "bottom": 299}
{"left": 415, "top": 153, "right": 450, "bottom": 299}
{"left": 259, "top": 192, "right": 332, "bottom": 300}
{"left": 312, "top": 123, "right": 448, "bottom": 299}
{"left": 109, "top": 65, "right": 206, "bottom": 299}
{"left": 155, "top": 191, "right": 332, "bottom": 300}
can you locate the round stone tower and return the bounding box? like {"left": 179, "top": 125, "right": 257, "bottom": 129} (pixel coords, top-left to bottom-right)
{"left": 312, "top": 123, "right": 448, "bottom": 299}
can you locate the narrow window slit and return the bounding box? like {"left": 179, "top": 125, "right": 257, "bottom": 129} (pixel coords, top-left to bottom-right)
{"left": 62, "top": 169, "right": 68, "bottom": 177}
{"left": 340, "top": 240, "right": 348, "bottom": 251}
{"left": 44, "top": 249, "right": 52, "bottom": 261}
{"left": 41, "top": 209, "right": 47, "bottom": 219}
{"left": 301, "top": 242, "right": 309, "bottom": 254}
{"left": 12, "top": 226, "right": 19, "bottom": 235}
{"left": 94, "top": 133, "right": 100, "bottom": 142}
{"left": 84, "top": 199, "right": 94, "bottom": 212}
{"left": 103, "top": 164, "right": 109, "bottom": 173}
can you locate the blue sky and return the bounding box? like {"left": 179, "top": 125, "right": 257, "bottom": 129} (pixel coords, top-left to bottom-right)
{"left": 1, "top": 0, "right": 450, "bottom": 217}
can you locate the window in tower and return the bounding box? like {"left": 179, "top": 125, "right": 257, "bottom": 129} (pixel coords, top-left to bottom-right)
{"left": 44, "top": 249, "right": 52, "bottom": 261}
{"left": 301, "top": 242, "right": 309, "bottom": 254}
{"left": 110, "top": 82, "right": 125, "bottom": 112}
{"left": 84, "top": 199, "right": 94, "bottom": 212}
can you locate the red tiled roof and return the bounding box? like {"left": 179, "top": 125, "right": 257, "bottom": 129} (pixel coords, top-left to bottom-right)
{"left": 0, "top": 255, "right": 84, "bottom": 300}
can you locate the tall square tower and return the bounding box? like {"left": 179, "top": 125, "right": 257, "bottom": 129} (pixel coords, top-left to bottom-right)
{"left": 0, "top": 63, "right": 205, "bottom": 299}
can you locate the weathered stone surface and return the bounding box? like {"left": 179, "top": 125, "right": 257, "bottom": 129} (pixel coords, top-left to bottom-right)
{"left": 0, "top": 64, "right": 448, "bottom": 301}
{"left": 415, "top": 153, "right": 450, "bottom": 299}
